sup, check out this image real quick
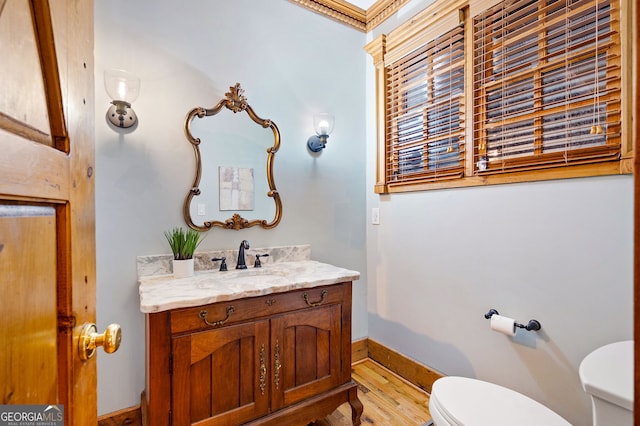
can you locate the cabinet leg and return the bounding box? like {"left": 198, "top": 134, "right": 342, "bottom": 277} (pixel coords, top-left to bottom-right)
{"left": 348, "top": 386, "right": 363, "bottom": 426}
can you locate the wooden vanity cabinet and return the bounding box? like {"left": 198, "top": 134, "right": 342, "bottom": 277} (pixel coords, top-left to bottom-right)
{"left": 142, "top": 282, "right": 363, "bottom": 426}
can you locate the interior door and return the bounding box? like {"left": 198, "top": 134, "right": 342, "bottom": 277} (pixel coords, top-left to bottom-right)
{"left": 0, "top": 0, "right": 98, "bottom": 424}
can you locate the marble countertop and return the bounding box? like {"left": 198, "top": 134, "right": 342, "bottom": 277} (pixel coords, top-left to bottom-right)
{"left": 139, "top": 260, "right": 360, "bottom": 313}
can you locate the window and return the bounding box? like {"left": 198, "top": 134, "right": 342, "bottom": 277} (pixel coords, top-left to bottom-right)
{"left": 387, "top": 25, "right": 465, "bottom": 184}
{"left": 474, "top": 0, "right": 621, "bottom": 174}
{"left": 366, "top": 0, "right": 629, "bottom": 194}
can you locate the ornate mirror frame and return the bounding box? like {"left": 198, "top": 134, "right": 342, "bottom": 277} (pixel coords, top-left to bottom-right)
{"left": 183, "top": 83, "right": 282, "bottom": 231}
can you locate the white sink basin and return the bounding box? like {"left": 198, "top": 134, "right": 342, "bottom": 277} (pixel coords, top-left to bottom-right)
{"left": 198, "top": 267, "right": 289, "bottom": 288}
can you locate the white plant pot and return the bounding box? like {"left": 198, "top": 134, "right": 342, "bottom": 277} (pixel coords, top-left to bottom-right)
{"left": 173, "top": 258, "right": 194, "bottom": 278}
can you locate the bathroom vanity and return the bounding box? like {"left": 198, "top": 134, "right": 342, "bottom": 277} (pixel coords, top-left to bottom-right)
{"left": 138, "top": 252, "right": 363, "bottom": 426}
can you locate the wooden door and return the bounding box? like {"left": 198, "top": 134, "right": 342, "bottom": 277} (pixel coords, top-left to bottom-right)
{"left": 634, "top": 0, "right": 640, "bottom": 421}
{"left": 270, "top": 304, "right": 342, "bottom": 410}
{"left": 0, "top": 0, "right": 96, "bottom": 424}
{"left": 171, "top": 320, "right": 270, "bottom": 425}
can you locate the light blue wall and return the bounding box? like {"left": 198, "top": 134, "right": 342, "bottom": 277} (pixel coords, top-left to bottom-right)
{"left": 94, "top": 0, "right": 367, "bottom": 415}
{"left": 95, "top": 1, "right": 633, "bottom": 424}
{"left": 364, "top": 3, "right": 634, "bottom": 426}
{"left": 365, "top": 176, "right": 632, "bottom": 426}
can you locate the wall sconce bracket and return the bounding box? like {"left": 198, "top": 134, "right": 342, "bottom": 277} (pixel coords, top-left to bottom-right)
{"left": 307, "top": 134, "right": 328, "bottom": 152}
{"left": 107, "top": 101, "right": 137, "bottom": 128}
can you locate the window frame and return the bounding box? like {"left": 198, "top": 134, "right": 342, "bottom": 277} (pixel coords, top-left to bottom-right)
{"left": 365, "top": 0, "right": 632, "bottom": 194}
{"left": 386, "top": 24, "right": 466, "bottom": 184}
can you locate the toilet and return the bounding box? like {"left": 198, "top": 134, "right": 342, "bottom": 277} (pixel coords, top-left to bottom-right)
{"left": 429, "top": 376, "right": 571, "bottom": 426}
{"left": 579, "top": 340, "right": 633, "bottom": 426}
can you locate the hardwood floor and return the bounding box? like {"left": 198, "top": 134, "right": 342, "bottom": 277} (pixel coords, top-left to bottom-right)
{"left": 98, "top": 358, "right": 433, "bottom": 426}
{"left": 317, "top": 359, "right": 433, "bottom": 425}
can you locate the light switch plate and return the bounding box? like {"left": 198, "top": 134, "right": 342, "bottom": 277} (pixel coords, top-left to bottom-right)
{"left": 371, "top": 207, "right": 380, "bottom": 225}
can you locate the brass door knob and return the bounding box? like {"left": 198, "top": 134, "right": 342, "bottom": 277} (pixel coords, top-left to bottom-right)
{"left": 78, "top": 323, "right": 122, "bottom": 361}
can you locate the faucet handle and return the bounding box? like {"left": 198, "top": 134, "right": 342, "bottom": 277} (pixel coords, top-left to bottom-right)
{"left": 254, "top": 253, "right": 270, "bottom": 268}
{"left": 211, "top": 257, "right": 227, "bottom": 271}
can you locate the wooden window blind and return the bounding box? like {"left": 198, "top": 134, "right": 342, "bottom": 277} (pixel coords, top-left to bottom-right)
{"left": 473, "top": 0, "right": 621, "bottom": 174}
{"left": 385, "top": 24, "right": 465, "bottom": 185}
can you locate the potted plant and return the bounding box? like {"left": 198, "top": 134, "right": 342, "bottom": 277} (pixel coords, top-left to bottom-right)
{"left": 164, "top": 226, "right": 204, "bottom": 278}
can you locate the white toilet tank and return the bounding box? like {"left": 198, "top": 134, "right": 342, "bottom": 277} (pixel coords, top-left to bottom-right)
{"left": 579, "top": 340, "right": 633, "bottom": 426}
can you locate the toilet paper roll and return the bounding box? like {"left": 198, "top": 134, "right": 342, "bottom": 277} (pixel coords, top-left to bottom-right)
{"left": 490, "top": 314, "right": 516, "bottom": 336}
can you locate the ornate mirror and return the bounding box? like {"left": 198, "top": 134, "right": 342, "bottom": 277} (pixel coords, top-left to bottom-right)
{"left": 183, "top": 83, "right": 282, "bottom": 231}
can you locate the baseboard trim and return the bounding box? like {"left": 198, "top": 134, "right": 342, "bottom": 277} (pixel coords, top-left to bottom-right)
{"left": 356, "top": 338, "right": 443, "bottom": 394}
{"left": 351, "top": 337, "right": 369, "bottom": 363}
{"left": 97, "top": 404, "right": 141, "bottom": 426}
{"left": 100, "top": 338, "right": 441, "bottom": 425}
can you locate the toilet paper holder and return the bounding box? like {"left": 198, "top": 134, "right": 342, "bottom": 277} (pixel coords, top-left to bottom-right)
{"left": 484, "top": 309, "right": 541, "bottom": 331}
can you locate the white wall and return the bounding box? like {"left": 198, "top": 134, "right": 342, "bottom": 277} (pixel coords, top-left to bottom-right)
{"left": 94, "top": 0, "right": 368, "bottom": 415}
{"left": 365, "top": 3, "right": 634, "bottom": 426}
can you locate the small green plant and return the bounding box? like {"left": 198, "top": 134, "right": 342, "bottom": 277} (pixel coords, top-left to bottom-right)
{"left": 164, "top": 227, "right": 204, "bottom": 260}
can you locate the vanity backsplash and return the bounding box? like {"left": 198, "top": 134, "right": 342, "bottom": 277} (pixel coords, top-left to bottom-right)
{"left": 136, "top": 244, "right": 311, "bottom": 278}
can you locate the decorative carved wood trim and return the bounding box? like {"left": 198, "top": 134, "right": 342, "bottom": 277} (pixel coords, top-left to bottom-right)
{"left": 365, "top": 0, "right": 410, "bottom": 31}
{"left": 288, "top": 0, "right": 409, "bottom": 32}
{"left": 288, "top": 0, "right": 366, "bottom": 31}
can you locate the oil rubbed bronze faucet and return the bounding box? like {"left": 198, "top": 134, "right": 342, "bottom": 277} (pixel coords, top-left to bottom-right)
{"left": 236, "top": 240, "right": 250, "bottom": 269}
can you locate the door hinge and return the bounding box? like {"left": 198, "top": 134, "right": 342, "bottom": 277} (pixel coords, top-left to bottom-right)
{"left": 168, "top": 410, "right": 172, "bottom": 426}
{"left": 57, "top": 315, "right": 76, "bottom": 332}
{"left": 169, "top": 353, "right": 173, "bottom": 375}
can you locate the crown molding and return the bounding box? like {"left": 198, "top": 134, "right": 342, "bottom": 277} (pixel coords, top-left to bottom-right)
{"left": 365, "top": 0, "right": 410, "bottom": 31}
{"left": 288, "top": 0, "right": 367, "bottom": 31}
{"left": 288, "top": 0, "right": 409, "bottom": 32}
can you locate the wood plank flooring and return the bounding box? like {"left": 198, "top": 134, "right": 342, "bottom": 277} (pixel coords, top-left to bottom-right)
{"left": 317, "top": 359, "right": 433, "bottom": 425}
{"left": 98, "top": 358, "right": 432, "bottom": 426}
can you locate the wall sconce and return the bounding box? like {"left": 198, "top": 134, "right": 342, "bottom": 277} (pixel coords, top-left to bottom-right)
{"left": 104, "top": 69, "right": 140, "bottom": 129}
{"left": 307, "top": 113, "right": 335, "bottom": 152}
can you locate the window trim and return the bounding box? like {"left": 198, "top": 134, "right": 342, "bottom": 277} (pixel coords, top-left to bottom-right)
{"left": 365, "top": 0, "right": 633, "bottom": 194}
{"left": 385, "top": 23, "right": 466, "bottom": 184}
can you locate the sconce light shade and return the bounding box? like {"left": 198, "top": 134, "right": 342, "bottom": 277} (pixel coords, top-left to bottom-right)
{"left": 307, "top": 113, "right": 335, "bottom": 152}
{"left": 104, "top": 69, "right": 140, "bottom": 129}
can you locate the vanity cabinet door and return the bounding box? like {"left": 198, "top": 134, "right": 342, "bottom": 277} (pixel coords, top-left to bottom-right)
{"left": 171, "top": 320, "right": 270, "bottom": 426}
{"left": 270, "top": 304, "right": 342, "bottom": 410}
